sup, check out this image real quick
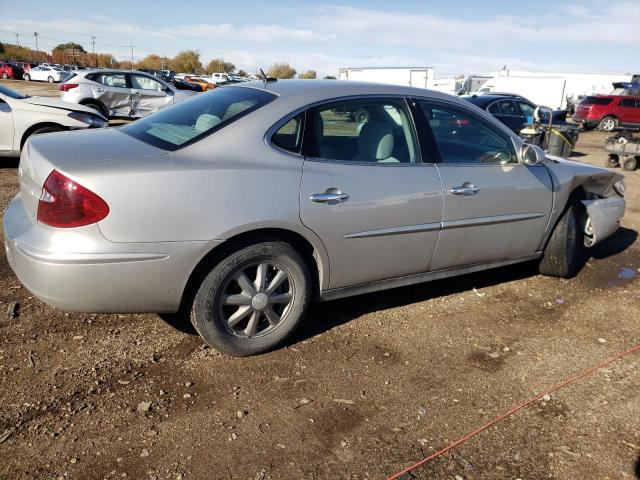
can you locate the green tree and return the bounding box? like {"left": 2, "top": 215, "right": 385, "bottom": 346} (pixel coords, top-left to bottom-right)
{"left": 170, "top": 50, "right": 202, "bottom": 73}
{"left": 207, "top": 58, "right": 235, "bottom": 74}
{"left": 237, "top": 69, "right": 248, "bottom": 78}
{"left": 52, "top": 42, "right": 86, "bottom": 53}
{"left": 0, "top": 42, "right": 4, "bottom": 55}
{"left": 267, "top": 62, "right": 296, "bottom": 79}
{"left": 323, "top": 75, "right": 337, "bottom": 80}
{"left": 298, "top": 70, "right": 317, "bottom": 79}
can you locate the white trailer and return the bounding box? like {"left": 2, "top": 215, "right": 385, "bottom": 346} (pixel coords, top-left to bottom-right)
{"left": 338, "top": 67, "right": 434, "bottom": 89}
{"left": 476, "top": 70, "right": 633, "bottom": 109}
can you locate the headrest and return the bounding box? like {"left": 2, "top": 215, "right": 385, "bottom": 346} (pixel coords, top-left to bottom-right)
{"left": 358, "top": 121, "right": 394, "bottom": 160}
{"left": 194, "top": 114, "right": 222, "bottom": 133}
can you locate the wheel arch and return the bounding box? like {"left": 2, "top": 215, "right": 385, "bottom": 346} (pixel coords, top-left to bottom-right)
{"left": 20, "top": 122, "right": 68, "bottom": 149}
{"left": 539, "top": 185, "right": 587, "bottom": 251}
{"left": 178, "top": 226, "right": 329, "bottom": 315}
{"left": 79, "top": 98, "right": 109, "bottom": 118}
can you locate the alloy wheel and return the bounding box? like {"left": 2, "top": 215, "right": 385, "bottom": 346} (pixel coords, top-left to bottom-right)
{"left": 219, "top": 262, "right": 294, "bottom": 339}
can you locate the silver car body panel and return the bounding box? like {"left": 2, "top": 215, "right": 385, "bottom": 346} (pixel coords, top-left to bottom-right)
{"left": 3, "top": 80, "right": 626, "bottom": 313}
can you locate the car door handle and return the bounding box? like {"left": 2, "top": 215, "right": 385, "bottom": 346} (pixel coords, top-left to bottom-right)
{"left": 450, "top": 183, "right": 479, "bottom": 196}
{"left": 310, "top": 190, "right": 349, "bottom": 204}
{"left": 96, "top": 88, "right": 105, "bottom": 93}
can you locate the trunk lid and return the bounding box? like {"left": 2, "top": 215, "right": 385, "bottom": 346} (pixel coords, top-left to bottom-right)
{"left": 18, "top": 128, "right": 164, "bottom": 218}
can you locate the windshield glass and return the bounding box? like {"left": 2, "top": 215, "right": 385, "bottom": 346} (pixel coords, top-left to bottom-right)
{"left": 0, "top": 84, "right": 27, "bottom": 99}
{"left": 121, "top": 86, "right": 275, "bottom": 150}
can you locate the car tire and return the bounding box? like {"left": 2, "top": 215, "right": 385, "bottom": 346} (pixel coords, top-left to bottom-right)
{"left": 598, "top": 116, "right": 618, "bottom": 132}
{"left": 1, "top": 73, "right": 7, "bottom": 80}
{"left": 190, "top": 241, "right": 312, "bottom": 356}
{"left": 23, "top": 73, "right": 30, "bottom": 82}
{"left": 47, "top": 76, "right": 54, "bottom": 83}
{"left": 622, "top": 156, "right": 637, "bottom": 171}
{"left": 539, "top": 202, "right": 583, "bottom": 278}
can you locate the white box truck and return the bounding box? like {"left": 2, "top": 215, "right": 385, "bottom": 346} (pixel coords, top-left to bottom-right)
{"left": 338, "top": 67, "right": 434, "bottom": 88}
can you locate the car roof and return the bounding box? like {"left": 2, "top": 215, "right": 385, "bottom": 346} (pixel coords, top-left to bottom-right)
{"left": 233, "top": 79, "right": 462, "bottom": 104}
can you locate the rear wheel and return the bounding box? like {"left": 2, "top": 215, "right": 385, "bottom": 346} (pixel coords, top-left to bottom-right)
{"left": 622, "top": 157, "right": 638, "bottom": 171}
{"left": 190, "top": 241, "right": 311, "bottom": 356}
{"left": 539, "top": 202, "right": 583, "bottom": 278}
{"left": 23, "top": 73, "right": 30, "bottom": 82}
{"left": 22, "top": 126, "right": 64, "bottom": 149}
{"left": 47, "top": 76, "right": 54, "bottom": 83}
{"left": 1, "top": 72, "right": 7, "bottom": 80}
{"left": 598, "top": 116, "right": 618, "bottom": 132}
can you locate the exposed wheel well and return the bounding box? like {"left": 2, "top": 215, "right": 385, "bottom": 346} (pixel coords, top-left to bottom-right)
{"left": 178, "top": 228, "right": 322, "bottom": 315}
{"left": 79, "top": 99, "right": 108, "bottom": 118}
{"left": 20, "top": 123, "right": 67, "bottom": 149}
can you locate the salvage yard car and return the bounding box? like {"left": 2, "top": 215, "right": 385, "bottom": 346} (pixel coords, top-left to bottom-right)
{"left": 23, "top": 65, "right": 67, "bottom": 83}
{"left": 58, "top": 69, "right": 196, "bottom": 119}
{"left": 3, "top": 80, "right": 626, "bottom": 356}
{"left": 0, "top": 84, "right": 107, "bottom": 157}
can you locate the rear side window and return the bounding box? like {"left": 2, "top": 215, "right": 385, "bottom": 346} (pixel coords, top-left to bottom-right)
{"left": 122, "top": 86, "right": 276, "bottom": 150}
{"left": 271, "top": 113, "right": 305, "bottom": 154}
{"left": 497, "top": 100, "right": 518, "bottom": 116}
{"left": 95, "top": 73, "right": 127, "bottom": 88}
{"left": 581, "top": 96, "right": 612, "bottom": 106}
{"left": 419, "top": 101, "right": 516, "bottom": 165}
{"left": 310, "top": 98, "right": 419, "bottom": 164}
{"left": 487, "top": 102, "right": 501, "bottom": 114}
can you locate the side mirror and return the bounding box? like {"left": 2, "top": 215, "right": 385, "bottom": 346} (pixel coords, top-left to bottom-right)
{"left": 521, "top": 143, "right": 546, "bottom": 165}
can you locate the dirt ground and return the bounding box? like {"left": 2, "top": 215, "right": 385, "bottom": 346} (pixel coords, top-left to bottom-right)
{"left": 1, "top": 79, "right": 640, "bottom": 480}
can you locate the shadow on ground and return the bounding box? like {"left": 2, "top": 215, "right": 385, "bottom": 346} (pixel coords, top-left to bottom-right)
{"left": 160, "top": 226, "right": 637, "bottom": 346}
{"left": 0, "top": 158, "right": 19, "bottom": 169}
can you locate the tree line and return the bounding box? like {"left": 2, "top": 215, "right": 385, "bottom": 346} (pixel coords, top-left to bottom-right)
{"left": 0, "top": 41, "right": 334, "bottom": 79}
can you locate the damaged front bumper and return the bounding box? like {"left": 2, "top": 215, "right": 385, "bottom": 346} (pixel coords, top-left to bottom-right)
{"left": 582, "top": 196, "right": 626, "bottom": 247}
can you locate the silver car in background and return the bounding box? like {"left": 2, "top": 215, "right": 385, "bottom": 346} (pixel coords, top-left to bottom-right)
{"left": 59, "top": 69, "right": 196, "bottom": 119}
{"left": 4, "top": 80, "right": 626, "bottom": 356}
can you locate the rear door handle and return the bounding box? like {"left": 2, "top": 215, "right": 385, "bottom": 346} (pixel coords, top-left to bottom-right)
{"left": 450, "top": 183, "right": 479, "bottom": 196}
{"left": 310, "top": 189, "right": 349, "bottom": 204}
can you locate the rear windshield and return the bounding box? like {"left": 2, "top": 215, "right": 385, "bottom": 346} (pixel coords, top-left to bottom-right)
{"left": 580, "top": 96, "right": 613, "bottom": 106}
{"left": 121, "top": 87, "right": 276, "bottom": 150}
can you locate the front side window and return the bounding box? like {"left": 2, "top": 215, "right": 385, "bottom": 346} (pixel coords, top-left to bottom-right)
{"left": 131, "top": 74, "right": 164, "bottom": 91}
{"left": 271, "top": 113, "right": 304, "bottom": 154}
{"left": 122, "top": 86, "right": 275, "bottom": 150}
{"left": 517, "top": 101, "right": 536, "bottom": 118}
{"left": 419, "top": 101, "right": 516, "bottom": 165}
{"left": 96, "top": 73, "right": 127, "bottom": 88}
{"left": 311, "top": 98, "right": 418, "bottom": 164}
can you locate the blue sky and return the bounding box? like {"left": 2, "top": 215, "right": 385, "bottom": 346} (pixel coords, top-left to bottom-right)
{"left": 1, "top": 0, "right": 639, "bottom": 77}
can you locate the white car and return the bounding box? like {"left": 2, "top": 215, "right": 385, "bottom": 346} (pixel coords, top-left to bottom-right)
{"left": 23, "top": 66, "right": 68, "bottom": 83}
{"left": 0, "top": 84, "right": 108, "bottom": 157}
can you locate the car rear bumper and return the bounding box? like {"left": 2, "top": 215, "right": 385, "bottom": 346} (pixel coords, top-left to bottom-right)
{"left": 3, "top": 195, "right": 216, "bottom": 313}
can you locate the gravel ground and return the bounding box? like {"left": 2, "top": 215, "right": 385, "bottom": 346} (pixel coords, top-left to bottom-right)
{"left": 1, "top": 79, "right": 639, "bottom": 480}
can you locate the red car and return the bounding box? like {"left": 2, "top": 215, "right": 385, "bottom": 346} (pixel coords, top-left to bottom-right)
{"left": 0, "top": 62, "right": 24, "bottom": 80}
{"left": 573, "top": 95, "right": 640, "bottom": 131}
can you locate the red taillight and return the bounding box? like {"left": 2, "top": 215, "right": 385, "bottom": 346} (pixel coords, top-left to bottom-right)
{"left": 37, "top": 170, "right": 109, "bottom": 228}
{"left": 59, "top": 83, "right": 79, "bottom": 92}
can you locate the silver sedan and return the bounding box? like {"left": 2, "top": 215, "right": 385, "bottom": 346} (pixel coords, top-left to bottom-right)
{"left": 4, "top": 80, "right": 626, "bottom": 356}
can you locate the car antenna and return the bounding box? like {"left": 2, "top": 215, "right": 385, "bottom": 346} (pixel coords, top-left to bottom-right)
{"left": 259, "top": 68, "right": 277, "bottom": 84}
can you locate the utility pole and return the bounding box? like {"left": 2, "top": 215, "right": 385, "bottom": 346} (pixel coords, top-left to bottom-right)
{"left": 91, "top": 36, "right": 96, "bottom": 68}
{"left": 15, "top": 33, "right": 20, "bottom": 49}
{"left": 33, "top": 32, "right": 39, "bottom": 61}
{"left": 129, "top": 41, "right": 134, "bottom": 67}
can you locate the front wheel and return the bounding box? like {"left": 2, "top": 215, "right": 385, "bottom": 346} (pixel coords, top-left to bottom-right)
{"left": 1, "top": 73, "right": 7, "bottom": 80}
{"left": 191, "top": 241, "right": 311, "bottom": 356}
{"left": 539, "top": 202, "right": 583, "bottom": 278}
{"left": 599, "top": 116, "right": 618, "bottom": 132}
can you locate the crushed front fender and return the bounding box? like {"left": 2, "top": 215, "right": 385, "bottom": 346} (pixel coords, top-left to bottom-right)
{"left": 581, "top": 197, "right": 626, "bottom": 247}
